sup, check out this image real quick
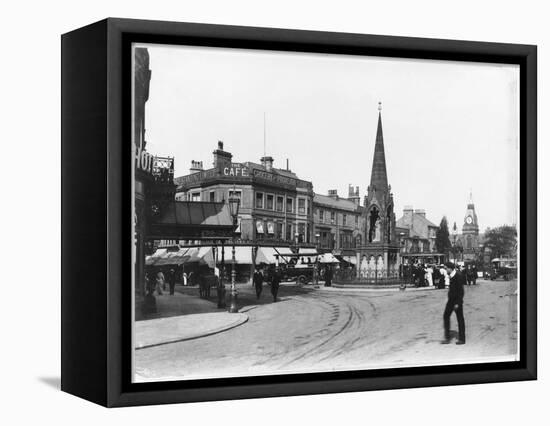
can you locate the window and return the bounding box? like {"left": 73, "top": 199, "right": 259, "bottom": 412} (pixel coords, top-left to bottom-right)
{"left": 319, "top": 210, "right": 324, "bottom": 221}
{"left": 276, "top": 196, "right": 284, "bottom": 212}
{"left": 255, "top": 192, "right": 264, "bottom": 209}
{"left": 330, "top": 211, "right": 335, "bottom": 224}
{"left": 355, "top": 215, "right": 359, "bottom": 226}
{"left": 191, "top": 192, "right": 201, "bottom": 202}
{"left": 209, "top": 191, "right": 215, "bottom": 202}
{"left": 231, "top": 189, "right": 243, "bottom": 207}
{"left": 343, "top": 214, "right": 347, "bottom": 226}
{"left": 266, "top": 194, "right": 274, "bottom": 210}
{"left": 298, "top": 198, "right": 306, "bottom": 215}
{"left": 286, "top": 223, "right": 293, "bottom": 241}
{"left": 298, "top": 223, "right": 305, "bottom": 242}
{"left": 286, "top": 197, "right": 294, "bottom": 213}
{"left": 276, "top": 222, "right": 283, "bottom": 239}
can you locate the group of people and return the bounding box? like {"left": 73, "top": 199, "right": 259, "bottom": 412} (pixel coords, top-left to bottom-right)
{"left": 253, "top": 266, "right": 282, "bottom": 302}
{"left": 145, "top": 268, "right": 177, "bottom": 297}
{"left": 406, "top": 263, "right": 479, "bottom": 289}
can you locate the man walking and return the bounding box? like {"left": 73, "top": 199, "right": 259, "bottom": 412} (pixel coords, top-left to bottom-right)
{"left": 168, "top": 268, "right": 176, "bottom": 295}
{"left": 442, "top": 262, "right": 466, "bottom": 345}
{"left": 271, "top": 266, "right": 281, "bottom": 302}
{"left": 253, "top": 266, "right": 264, "bottom": 300}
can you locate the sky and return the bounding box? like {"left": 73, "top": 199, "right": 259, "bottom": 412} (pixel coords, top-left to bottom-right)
{"left": 136, "top": 43, "right": 519, "bottom": 231}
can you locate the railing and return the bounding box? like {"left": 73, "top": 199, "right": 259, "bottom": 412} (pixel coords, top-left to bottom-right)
{"left": 334, "top": 268, "right": 404, "bottom": 285}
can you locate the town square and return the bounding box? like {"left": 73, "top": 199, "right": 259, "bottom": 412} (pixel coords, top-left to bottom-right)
{"left": 132, "top": 44, "right": 519, "bottom": 382}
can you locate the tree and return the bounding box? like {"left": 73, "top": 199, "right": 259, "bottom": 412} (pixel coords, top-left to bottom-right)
{"left": 483, "top": 225, "right": 517, "bottom": 258}
{"left": 435, "top": 216, "right": 452, "bottom": 255}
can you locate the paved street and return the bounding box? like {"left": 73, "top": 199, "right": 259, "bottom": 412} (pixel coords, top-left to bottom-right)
{"left": 134, "top": 280, "right": 518, "bottom": 382}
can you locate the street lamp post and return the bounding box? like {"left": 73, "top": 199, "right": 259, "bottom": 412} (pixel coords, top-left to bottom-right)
{"left": 315, "top": 232, "right": 320, "bottom": 285}
{"left": 228, "top": 195, "right": 240, "bottom": 313}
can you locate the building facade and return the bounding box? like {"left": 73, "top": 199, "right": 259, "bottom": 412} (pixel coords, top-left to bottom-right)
{"left": 395, "top": 206, "right": 444, "bottom": 264}
{"left": 452, "top": 193, "right": 481, "bottom": 262}
{"left": 174, "top": 142, "right": 315, "bottom": 246}
{"left": 313, "top": 186, "right": 366, "bottom": 255}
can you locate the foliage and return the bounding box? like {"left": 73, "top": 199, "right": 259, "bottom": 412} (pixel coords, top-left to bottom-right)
{"left": 435, "top": 216, "right": 452, "bottom": 254}
{"left": 483, "top": 225, "right": 518, "bottom": 258}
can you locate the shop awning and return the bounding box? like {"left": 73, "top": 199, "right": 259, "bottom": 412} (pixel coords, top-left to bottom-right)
{"left": 255, "top": 247, "right": 280, "bottom": 265}
{"left": 318, "top": 253, "right": 340, "bottom": 264}
{"left": 221, "top": 246, "right": 253, "bottom": 264}
{"left": 342, "top": 255, "right": 357, "bottom": 265}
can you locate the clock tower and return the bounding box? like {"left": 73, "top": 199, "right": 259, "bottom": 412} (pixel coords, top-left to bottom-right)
{"left": 461, "top": 191, "right": 480, "bottom": 260}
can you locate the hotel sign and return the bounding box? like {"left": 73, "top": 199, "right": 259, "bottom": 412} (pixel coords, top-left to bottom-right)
{"left": 136, "top": 146, "right": 154, "bottom": 174}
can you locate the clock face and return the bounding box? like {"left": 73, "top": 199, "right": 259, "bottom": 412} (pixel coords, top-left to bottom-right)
{"left": 466, "top": 216, "right": 473, "bottom": 224}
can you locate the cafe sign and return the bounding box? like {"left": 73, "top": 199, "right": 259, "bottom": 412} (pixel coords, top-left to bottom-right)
{"left": 223, "top": 163, "right": 249, "bottom": 177}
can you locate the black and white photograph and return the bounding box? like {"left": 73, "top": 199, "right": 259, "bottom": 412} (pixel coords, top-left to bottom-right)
{"left": 132, "top": 43, "right": 520, "bottom": 383}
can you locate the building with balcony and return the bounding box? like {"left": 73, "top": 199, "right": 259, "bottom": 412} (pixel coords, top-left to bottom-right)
{"left": 174, "top": 142, "right": 315, "bottom": 246}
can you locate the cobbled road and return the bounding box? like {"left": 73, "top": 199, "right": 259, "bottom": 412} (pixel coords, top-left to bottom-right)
{"left": 134, "top": 280, "right": 518, "bottom": 382}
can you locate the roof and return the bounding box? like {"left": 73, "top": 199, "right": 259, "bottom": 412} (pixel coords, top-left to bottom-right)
{"left": 396, "top": 210, "right": 438, "bottom": 239}
{"left": 152, "top": 201, "right": 233, "bottom": 227}
{"left": 314, "top": 194, "right": 362, "bottom": 212}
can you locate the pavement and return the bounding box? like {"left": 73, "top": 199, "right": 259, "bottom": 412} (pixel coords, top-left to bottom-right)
{"left": 135, "top": 312, "right": 248, "bottom": 349}
{"left": 133, "top": 279, "right": 506, "bottom": 354}
{"left": 135, "top": 279, "right": 518, "bottom": 382}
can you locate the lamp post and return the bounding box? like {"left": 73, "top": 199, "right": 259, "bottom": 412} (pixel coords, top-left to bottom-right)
{"left": 315, "top": 232, "right": 320, "bottom": 285}
{"left": 228, "top": 195, "right": 240, "bottom": 313}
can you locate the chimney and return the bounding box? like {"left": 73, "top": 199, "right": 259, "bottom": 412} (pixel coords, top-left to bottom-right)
{"left": 213, "top": 140, "right": 232, "bottom": 168}
{"left": 261, "top": 156, "right": 274, "bottom": 172}
{"left": 189, "top": 160, "right": 203, "bottom": 174}
{"left": 348, "top": 185, "right": 360, "bottom": 205}
{"left": 414, "top": 209, "right": 426, "bottom": 218}
{"left": 328, "top": 189, "right": 338, "bottom": 199}
{"left": 403, "top": 205, "right": 414, "bottom": 226}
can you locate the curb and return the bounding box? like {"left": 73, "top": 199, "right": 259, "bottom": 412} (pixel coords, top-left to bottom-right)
{"left": 313, "top": 285, "right": 440, "bottom": 293}
{"left": 136, "top": 313, "right": 248, "bottom": 350}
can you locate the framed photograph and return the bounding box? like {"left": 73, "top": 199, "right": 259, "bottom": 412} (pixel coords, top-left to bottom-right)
{"left": 61, "top": 18, "right": 536, "bottom": 407}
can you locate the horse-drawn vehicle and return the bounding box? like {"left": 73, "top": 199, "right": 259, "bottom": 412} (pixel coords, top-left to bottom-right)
{"left": 490, "top": 258, "right": 517, "bottom": 281}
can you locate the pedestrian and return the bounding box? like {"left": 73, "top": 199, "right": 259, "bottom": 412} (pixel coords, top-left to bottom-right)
{"left": 442, "top": 262, "right": 466, "bottom": 345}
{"left": 155, "top": 269, "right": 165, "bottom": 296}
{"left": 471, "top": 265, "right": 477, "bottom": 285}
{"left": 253, "top": 266, "right": 264, "bottom": 300}
{"left": 324, "top": 265, "right": 333, "bottom": 287}
{"left": 182, "top": 271, "right": 188, "bottom": 286}
{"left": 425, "top": 264, "right": 434, "bottom": 287}
{"left": 437, "top": 264, "right": 447, "bottom": 289}
{"left": 168, "top": 268, "right": 176, "bottom": 295}
{"left": 271, "top": 267, "right": 281, "bottom": 302}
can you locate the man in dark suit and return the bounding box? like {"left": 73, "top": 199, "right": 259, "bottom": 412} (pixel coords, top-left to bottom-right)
{"left": 442, "top": 262, "right": 466, "bottom": 345}
{"left": 271, "top": 267, "right": 281, "bottom": 302}
{"left": 253, "top": 266, "right": 264, "bottom": 300}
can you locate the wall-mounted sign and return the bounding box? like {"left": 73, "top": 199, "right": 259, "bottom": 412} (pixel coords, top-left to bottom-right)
{"left": 136, "top": 146, "right": 154, "bottom": 174}
{"left": 256, "top": 220, "right": 264, "bottom": 234}
{"left": 223, "top": 164, "right": 249, "bottom": 177}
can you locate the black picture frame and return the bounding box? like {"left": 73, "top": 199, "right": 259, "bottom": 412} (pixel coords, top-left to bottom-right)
{"left": 61, "top": 18, "right": 537, "bottom": 407}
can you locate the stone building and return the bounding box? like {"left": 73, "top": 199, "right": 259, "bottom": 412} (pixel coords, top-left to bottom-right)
{"left": 174, "top": 142, "right": 315, "bottom": 245}
{"left": 313, "top": 186, "right": 366, "bottom": 260}
{"left": 395, "top": 206, "right": 444, "bottom": 264}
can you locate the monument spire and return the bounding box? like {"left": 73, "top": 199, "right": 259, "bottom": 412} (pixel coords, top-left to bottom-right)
{"left": 370, "top": 102, "right": 388, "bottom": 192}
